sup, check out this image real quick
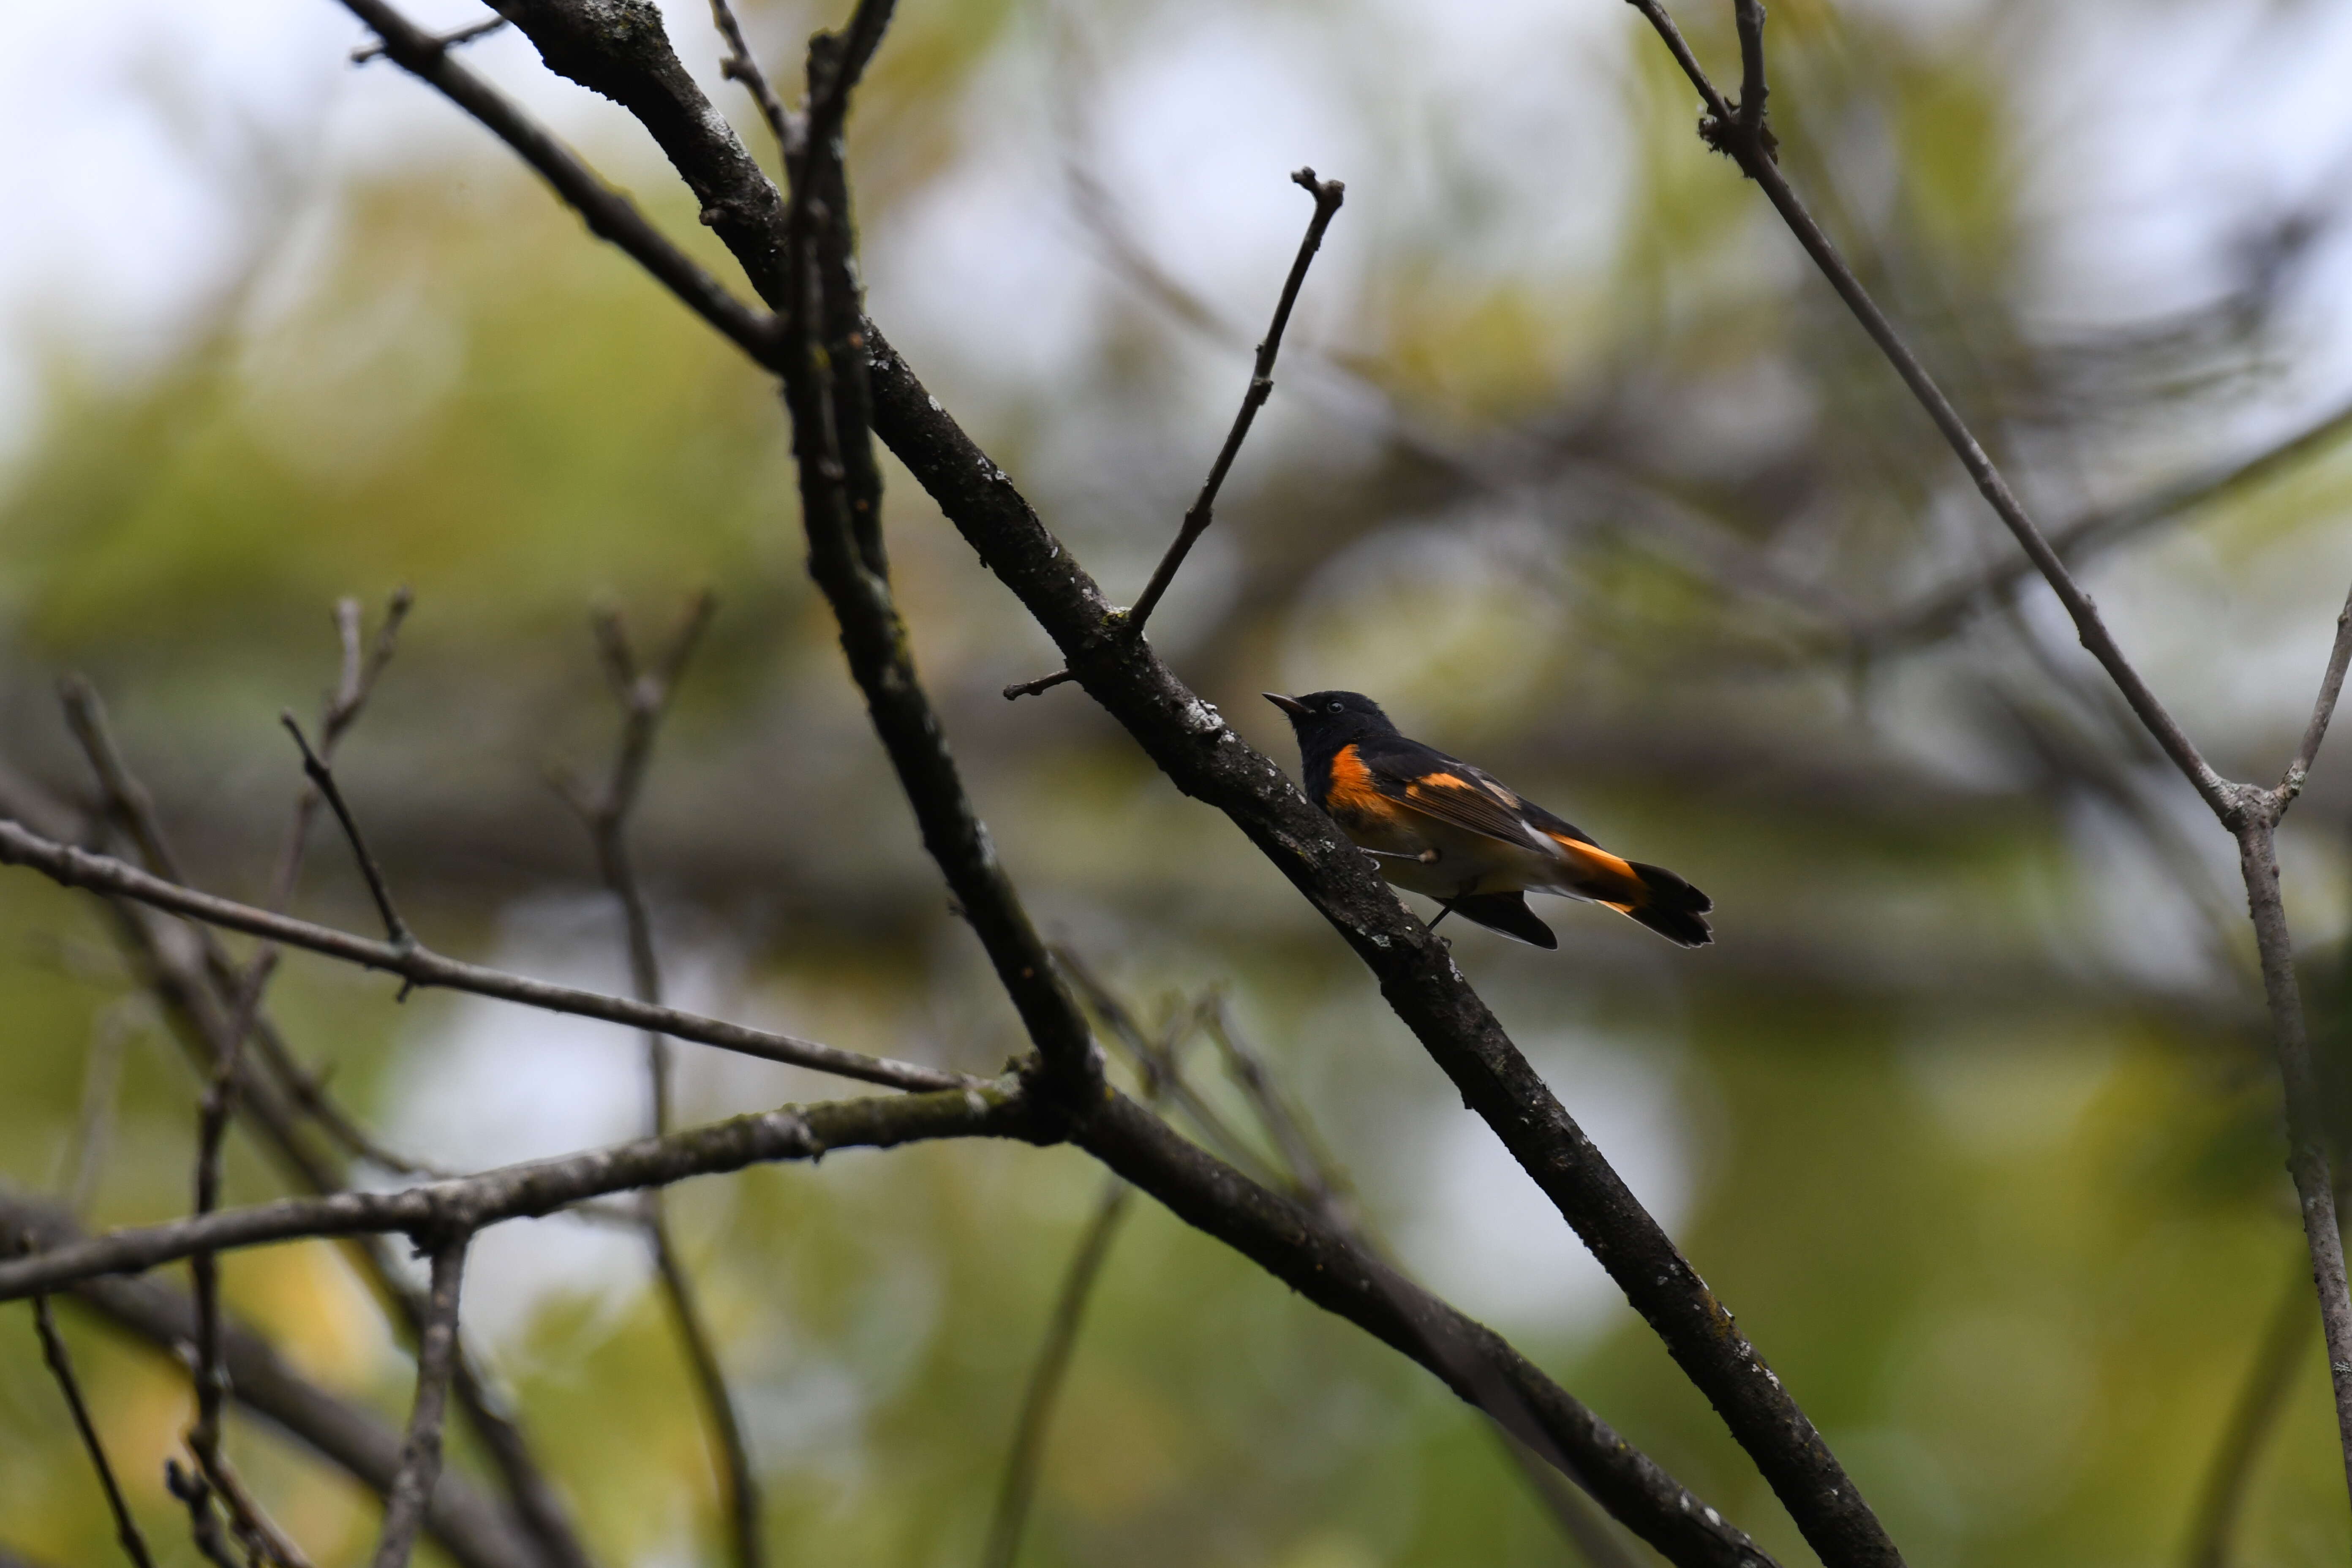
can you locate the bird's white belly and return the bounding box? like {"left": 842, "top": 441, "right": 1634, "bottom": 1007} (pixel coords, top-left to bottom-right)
{"left": 1343, "top": 814, "right": 1579, "bottom": 901}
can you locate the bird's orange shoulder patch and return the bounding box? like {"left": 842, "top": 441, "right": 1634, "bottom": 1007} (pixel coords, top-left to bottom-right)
{"left": 1325, "top": 744, "right": 1391, "bottom": 824}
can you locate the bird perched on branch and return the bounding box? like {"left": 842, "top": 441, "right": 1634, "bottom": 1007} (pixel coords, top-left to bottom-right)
{"left": 1266, "top": 690, "right": 1712, "bottom": 949}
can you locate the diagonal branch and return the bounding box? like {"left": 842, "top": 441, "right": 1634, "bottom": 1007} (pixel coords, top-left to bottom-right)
{"left": 30, "top": 1294, "right": 157, "bottom": 1568}
{"left": 1004, "top": 167, "right": 1344, "bottom": 700}
{"left": 0, "top": 818, "right": 966, "bottom": 1092}
{"left": 280, "top": 715, "right": 411, "bottom": 948}
{"left": 775, "top": 0, "right": 1101, "bottom": 1102}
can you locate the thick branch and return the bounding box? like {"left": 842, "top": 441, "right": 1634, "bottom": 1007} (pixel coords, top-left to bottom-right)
{"left": 0, "top": 1085, "right": 1036, "bottom": 1300}
{"left": 0, "top": 818, "right": 964, "bottom": 1092}
{"left": 863, "top": 324, "right": 1873, "bottom": 1563}
{"left": 775, "top": 0, "right": 1100, "bottom": 1100}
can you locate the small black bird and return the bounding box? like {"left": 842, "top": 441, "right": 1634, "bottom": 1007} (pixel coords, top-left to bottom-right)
{"left": 1266, "top": 690, "right": 1712, "bottom": 949}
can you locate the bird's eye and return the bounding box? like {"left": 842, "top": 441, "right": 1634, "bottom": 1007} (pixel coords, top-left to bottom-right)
{"left": 1327, "top": 701, "right": 1343, "bottom": 713}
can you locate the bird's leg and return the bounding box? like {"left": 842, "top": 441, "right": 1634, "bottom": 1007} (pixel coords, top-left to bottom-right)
{"left": 1426, "top": 898, "right": 1459, "bottom": 931}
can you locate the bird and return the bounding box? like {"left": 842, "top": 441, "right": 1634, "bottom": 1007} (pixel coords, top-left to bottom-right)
{"left": 1264, "top": 690, "right": 1712, "bottom": 949}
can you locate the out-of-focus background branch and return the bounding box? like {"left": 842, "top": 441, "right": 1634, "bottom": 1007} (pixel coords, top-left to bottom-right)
{"left": 11, "top": 0, "right": 2352, "bottom": 1563}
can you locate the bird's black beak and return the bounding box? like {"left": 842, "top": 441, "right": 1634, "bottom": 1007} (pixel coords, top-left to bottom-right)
{"left": 1263, "top": 692, "right": 1311, "bottom": 717}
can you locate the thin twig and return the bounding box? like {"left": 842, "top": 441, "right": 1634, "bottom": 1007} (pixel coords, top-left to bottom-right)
{"left": 1856, "top": 392, "right": 2352, "bottom": 654}
{"left": 981, "top": 1178, "right": 1133, "bottom": 1568}
{"left": 280, "top": 714, "right": 411, "bottom": 950}
{"left": 0, "top": 817, "right": 968, "bottom": 1092}
{"left": 50, "top": 633, "right": 597, "bottom": 1568}
{"left": 336, "top": 0, "right": 781, "bottom": 349}
{"left": 31, "top": 1294, "right": 158, "bottom": 1568}
{"left": 370, "top": 1238, "right": 468, "bottom": 1568}
{"left": 564, "top": 593, "right": 762, "bottom": 1568}
{"left": 2281, "top": 580, "right": 2352, "bottom": 803}
{"left": 351, "top": 12, "right": 504, "bottom": 64}
{"left": 187, "top": 949, "right": 289, "bottom": 1567}
{"left": 1005, "top": 168, "right": 1344, "bottom": 700}
{"left": 708, "top": 0, "right": 798, "bottom": 158}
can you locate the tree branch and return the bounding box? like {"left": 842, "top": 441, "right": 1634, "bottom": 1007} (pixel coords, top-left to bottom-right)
{"left": 560, "top": 595, "right": 763, "bottom": 1568}
{"left": 29, "top": 1294, "right": 157, "bottom": 1568}
{"left": 290, "top": 2, "right": 1843, "bottom": 1555}
{"left": 0, "top": 1084, "right": 1037, "bottom": 1300}
{"left": 1005, "top": 167, "right": 1343, "bottom": 700}
{"left": 0, "top": 818, "right": 966, "bottom": 1092}
{"left": 370, "top": 1239, "right": 468, "bottom": 1568}
{"left": 773, "top": 0, "right": 1101, "bottom": 1103}
{"left": 706, "top": 0, "right": 796, "bottom": 159}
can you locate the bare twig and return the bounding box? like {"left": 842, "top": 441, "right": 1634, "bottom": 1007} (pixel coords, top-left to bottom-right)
{"left": 981, "top": 1178, "right": 1133, "bottom": 1568}
{"left": 370, "top": 1239, "right": 468, "bottom": 1568}
{"left": 280, "top": 715, "right": 410, "bottom": 950}
{"left": 1005, "top": 168, "right": 1344, "bottom": 700}
{"left": 351, "top": 12, "right": 504, "bottom": 64}
{"left": 562, "top": 595, "right": 762, "bottom": 1568}
{"left": 2183, "top": 1252, "right": 2316, "bottom": 1568}
{"left": 707, "top": 0, "right": 797, "bottom": 158}
{"left": 0, "top": 1084, "right": 1035, "bottom": 1300}
{"left": 46, "top": 636, "right": 598, "bottom": 1568}
{"left": 1624, "top": 0, "right": 2352, "bottom": 1526}
{"left": 30, "top": 1294, "right": 157, "bottom": 1568}
{"left": 187, "top": 950, "right": 291, "bottom": 1568}
{"left": 2281, "top": 580, "right": 2352, "bottom": 804}
{"left": 0, "top": 818, "right": 968, "bottom": 1092}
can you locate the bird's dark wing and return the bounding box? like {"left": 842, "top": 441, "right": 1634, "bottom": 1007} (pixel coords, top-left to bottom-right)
{"left": 1353, "top": 737, "right": 1591, "bottom": 849}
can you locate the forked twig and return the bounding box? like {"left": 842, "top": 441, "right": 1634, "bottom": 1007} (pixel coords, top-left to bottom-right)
{"left": 1005, "top": 168, "right": 1344, "bottom": 701}
{"left": 708, "top": 0, "right": 798, "bottom": 157}
{"left": 280, "top": 714, "right": 411, "bottom": 950}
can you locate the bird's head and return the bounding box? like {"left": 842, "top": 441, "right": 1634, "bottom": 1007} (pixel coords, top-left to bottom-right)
{"left": 1263, "top": 689, "right": 1397, "bottom": 747}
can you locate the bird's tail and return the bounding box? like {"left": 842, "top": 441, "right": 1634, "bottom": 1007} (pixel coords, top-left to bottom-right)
{"left": 1607, "top": 861, "right": 1714, "bottom": 948}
